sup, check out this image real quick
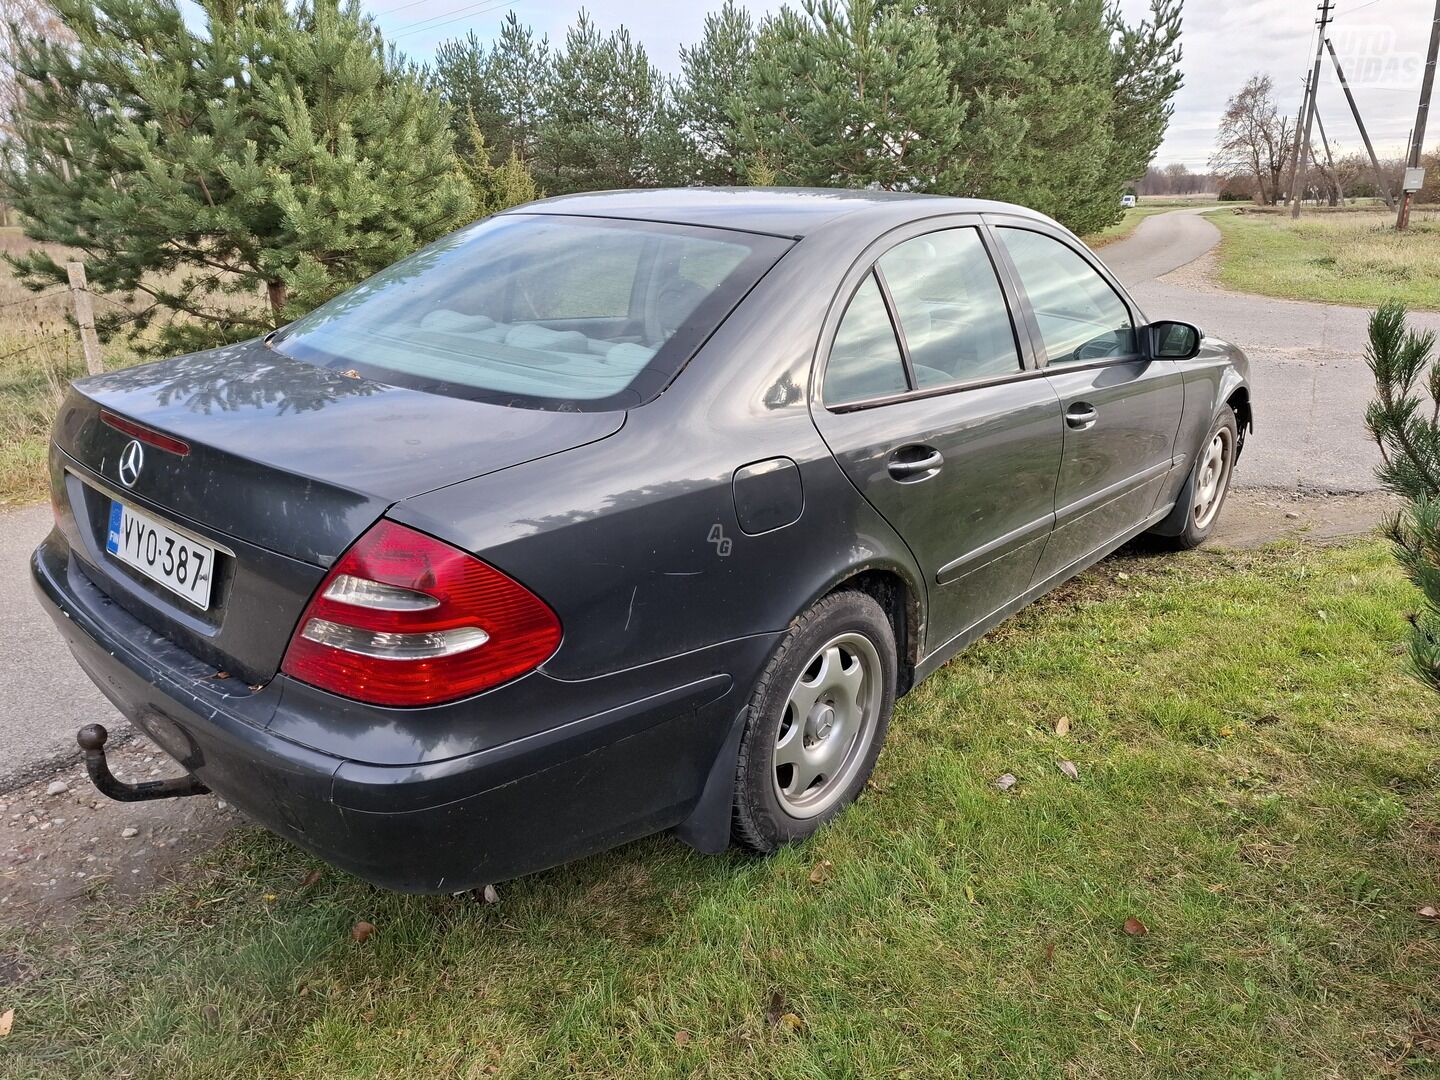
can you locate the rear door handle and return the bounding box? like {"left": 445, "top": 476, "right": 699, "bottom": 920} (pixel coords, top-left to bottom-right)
{"left": 1065, "top": 403, "right": 1098, "bottom": 430}
{"left": 887, "top": 446, "right": 944, "bottom": 481}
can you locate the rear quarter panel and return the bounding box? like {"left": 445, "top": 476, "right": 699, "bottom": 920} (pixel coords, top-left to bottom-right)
{"left": 393, "top": 224, "right": 930, "bottom": 682}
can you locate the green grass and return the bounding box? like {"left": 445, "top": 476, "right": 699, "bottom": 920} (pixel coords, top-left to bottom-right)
{"left": 3, "top": 540, "right": 1438, "bottom": 1078}
{"left": 1211, "top": 209, "right": 1440, "bottom": 309}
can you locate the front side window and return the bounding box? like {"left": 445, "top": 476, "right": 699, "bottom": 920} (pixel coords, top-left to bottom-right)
{"left": 877, "top": 229, "right": 1021, "bottom": 388}
{"left": 273, "top": 214, "right": 791, "bottom": 411}
{"left": 997, "top": 228, "right": 1136, "bottom": 365}
{"left": 823, "top": 273, "right": 910, "bottom": 406}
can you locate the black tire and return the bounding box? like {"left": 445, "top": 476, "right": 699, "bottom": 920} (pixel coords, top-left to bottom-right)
{"left": 732, "top": 589, "right": 897, "bottom": 852}
{"left": 1151, "top": 405, "right": 1238, "bottom": 550}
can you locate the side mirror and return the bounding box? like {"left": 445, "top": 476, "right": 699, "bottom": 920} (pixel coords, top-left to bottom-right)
{"left": 1147, "top": 320, "right": 1203, "bottom": 360}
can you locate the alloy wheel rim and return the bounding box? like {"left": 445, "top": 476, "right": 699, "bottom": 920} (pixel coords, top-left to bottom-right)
{"left": 773, "top": 632, "right": 882, "bottom": 819}
{"left": 1192, "top": 427, "right": 1233, "bottom": 530}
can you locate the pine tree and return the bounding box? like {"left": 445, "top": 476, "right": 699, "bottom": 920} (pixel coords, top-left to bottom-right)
{"left": 675, "top": 1, "right": 756, "bottom": 185}
{"left": 1366, "top": 302, "right": 1440, "bottom": 693}
{"left": 930, "top": 0, "right": 1118, "bottom": 233}
{"left": 435, "top": 14, "right": 551, "bottom": 164}
{"left": 2, "top": 0, "right": 473, "bottom": 355}
{"left": 458, "top": 112, "right": 539, "bottom": 212}
{"left": 743, "top": 0, "right": 968, "bottom": 192}
{"left": 1107, "top": 0, "right": 1184, "bottom": 196}
{"left": 536, "top": 13, "right": 674, "bottom": 194}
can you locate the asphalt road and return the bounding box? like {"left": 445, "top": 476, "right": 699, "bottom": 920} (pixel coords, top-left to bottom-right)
{"left": 0, "top": 206, "right": 1431, "bottom": 789}
{"left": 1100, "top": 206, "right": 1440, "bottom": 492}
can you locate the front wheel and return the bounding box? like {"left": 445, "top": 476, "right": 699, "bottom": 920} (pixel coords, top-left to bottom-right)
{"left": 732, "top": 590, "right": 897, "bottom": 852}
{"left": 1156, "top": 406, "right": 1238, "bottom": 549}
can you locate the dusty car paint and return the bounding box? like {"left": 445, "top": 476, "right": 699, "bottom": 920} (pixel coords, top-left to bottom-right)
{"left": 32, "top": 189, "right": 1251, "bottom": 891}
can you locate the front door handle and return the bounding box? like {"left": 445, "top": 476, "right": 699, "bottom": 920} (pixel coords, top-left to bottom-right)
{"left": 887, "top": 445, "right": 944, "bottom": 481}
{"left": 1065, "top": 403, "right": 1098, "bottom": 430}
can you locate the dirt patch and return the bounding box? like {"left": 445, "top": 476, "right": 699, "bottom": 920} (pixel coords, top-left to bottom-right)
{"left": 0, "top": 736, "right": 237, "bottom": 927}
{"left": 1156, "top": 240, "right": 1224, "bottom": 292}
{"left": 1213, "top": 489, "right": 1397, "bottom": 549}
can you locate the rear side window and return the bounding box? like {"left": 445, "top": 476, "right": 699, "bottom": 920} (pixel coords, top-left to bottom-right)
{"left": 823, "top": 273, "right": 909, "bottom": 405}
{"left": 997, "top": 228, "right": 1136, "bottom": 365}
{"left": 273, "top": 215, "right": 791, "bottom": 411}
{"left": 877, "top": 229, "right": 1020, "bottom": 388}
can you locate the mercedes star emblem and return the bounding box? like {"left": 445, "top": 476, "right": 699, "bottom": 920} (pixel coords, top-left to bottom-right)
{"left": 117, "top": 439, "right": 144, "bottom": 488}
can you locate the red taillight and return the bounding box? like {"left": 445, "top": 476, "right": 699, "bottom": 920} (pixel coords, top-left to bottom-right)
{"left": 100, "top": 409, "right": 190, "bottom": 456}
{"left": 281, "top": 520, "right": 561, "bottom": 707}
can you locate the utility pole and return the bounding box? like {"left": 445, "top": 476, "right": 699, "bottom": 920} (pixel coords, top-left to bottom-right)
{"left": 1289, "top": 0, "right": 1335, "bottom": 218}
{"left": 1285, "top": 69, "right": 1313, "bottom": 207}
{"left": 1398, "top": 0, "right": 1440, "bottom": 230}
{"left": 1314, "top": 106, "right": 1344, "bottom": 206}
{"left": 1326, "top": 38, "right": 1395, "bottom": 209}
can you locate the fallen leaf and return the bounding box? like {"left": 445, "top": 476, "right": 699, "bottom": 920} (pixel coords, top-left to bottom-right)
{"left": 995, "top": 773, "right": 1018, "bottom": 792}
{"left": 766, "top": 991, "right": 785, "bottom": 1025}
{"left": 1419, "top": 905, "right": 1439, "bottom": 920}
{"left": 1316, "top": 610, "right": 1328, "bottom": 622}
{"left": 674, "top": 1030, "right": 692, "bottom": 1047}
{"left": 482, "top": 884, "right": 500, "bottom": 904}
{"left": 262, "top": 893, "right": 278, "bottom": 903}
{"left": 300, "top": 868, "right": 323, "bottom": 890}
{"left": 1043, "top": 942, "right": 1056, "bottom": 965}
{"left": 0, "top": 1009, "right": 12, "bottom": 1037}
{"left": 1058, "top": 760, "right": 1079, "bottom": 781}
{"left": 351, "top": 920, "right": 376, "bottom": 942}
{"left": 1122, "top": 916, "right": 1149, "bottom": 937}
{"left": 963, "top": 884, "right": 977, "bottom": 906}
{"left": 201, "top": 1004, "right": 220, "bottom": 1027}
{"left": 1219, "top": 726, "right": 1234, "bottom": 738}
{"left": 1117, "top": 571, "right": 1130, "bottom": 581}
{"left": 1054, "top": 716, "right": 1071, "bottom": 736}
{"left": 779, "top": 1013, "right": 804, "bottom": 1032}
{"left": 808, "top": 859, "right": 833, "bottom": 885}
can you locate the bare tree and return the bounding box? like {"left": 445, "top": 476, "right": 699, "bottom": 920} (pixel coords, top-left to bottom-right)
{"left": 1210, "top": 74, "right": 1294, "bottom": 205}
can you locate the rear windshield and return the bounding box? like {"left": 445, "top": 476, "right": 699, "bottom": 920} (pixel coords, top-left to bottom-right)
{"left": 271, "top": 213, "right": 792, "bottom": 411}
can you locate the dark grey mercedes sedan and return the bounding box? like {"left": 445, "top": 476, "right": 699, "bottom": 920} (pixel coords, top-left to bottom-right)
{"left": 33, "top": 189, "right": 1251, "bottom": 891}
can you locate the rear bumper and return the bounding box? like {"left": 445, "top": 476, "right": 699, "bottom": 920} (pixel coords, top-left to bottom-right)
{"left": 32, "top": 534, "right": 771, "bottom": 892}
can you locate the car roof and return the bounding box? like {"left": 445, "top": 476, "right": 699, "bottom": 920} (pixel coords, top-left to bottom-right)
{"left": 503, "top": 187, "right": 1053, "bottom": 239}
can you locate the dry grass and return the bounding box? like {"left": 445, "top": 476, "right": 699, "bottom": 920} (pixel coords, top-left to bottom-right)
{"left": 1211, "top": 208, "right": 1440, "bottom": 309}
{"left": 0, "top": 227, "right": 159, "bottom": 504}
{"left": 0, "top": 228, "right": 89, "bottom": 505}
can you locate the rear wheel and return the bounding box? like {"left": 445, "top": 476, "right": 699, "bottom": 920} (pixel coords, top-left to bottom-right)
{"left": 732, "top": 590, "right": 896, "bottom": 852}
{"left": 1158, "top": 406, "right": 1238, "bottom": 550}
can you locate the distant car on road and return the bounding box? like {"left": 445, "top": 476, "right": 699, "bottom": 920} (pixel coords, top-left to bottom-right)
{"left": 33, "top": 189, "right": 1252, "bottom": 892}
{"left": 1121, "top": 194, "right": 1137, "bottom": 208}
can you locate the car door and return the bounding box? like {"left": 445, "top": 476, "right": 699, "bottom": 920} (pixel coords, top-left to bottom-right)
{"left": 991, "top": 222, "right": 1184, "bottom": 583}
{"left": 810, "top": 223, "right": 1064, "bottom": 654}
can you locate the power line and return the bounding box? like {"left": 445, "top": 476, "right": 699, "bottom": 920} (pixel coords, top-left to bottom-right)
{"left": 388, "top": 0, "right": 517, "bottom": 39}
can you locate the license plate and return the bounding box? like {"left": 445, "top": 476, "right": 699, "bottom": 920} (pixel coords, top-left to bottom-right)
{"left": 106, "top": 500, "right": 216, "bottom": 610}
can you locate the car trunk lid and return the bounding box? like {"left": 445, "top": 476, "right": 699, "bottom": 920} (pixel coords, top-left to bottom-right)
{"left": 51, "top": 339, "right": 623, "bottom": 683}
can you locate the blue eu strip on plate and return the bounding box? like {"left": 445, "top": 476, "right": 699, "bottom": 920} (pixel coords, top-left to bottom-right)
{"left": 106, "top": 500, "right": 122, "bottom": 554}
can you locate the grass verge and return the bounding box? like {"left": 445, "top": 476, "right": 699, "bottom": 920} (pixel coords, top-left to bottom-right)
{"left": 1210, "top": 209, "right": 1440, "bottom": 309}
{"left": 2, "top": 539, "right": 1438, "bottom": 1078}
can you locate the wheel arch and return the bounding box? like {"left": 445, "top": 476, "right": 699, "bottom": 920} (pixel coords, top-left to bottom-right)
{"left": 1225, "top": 384, "right": 1252, "bottom": 457}
{"left": 822, "top": 565, "right": 923, "bottom": 696}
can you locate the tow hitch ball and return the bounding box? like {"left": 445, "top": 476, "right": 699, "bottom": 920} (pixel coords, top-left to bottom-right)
{"left": 76, "top": 723, "right": 211, "bottom": 802}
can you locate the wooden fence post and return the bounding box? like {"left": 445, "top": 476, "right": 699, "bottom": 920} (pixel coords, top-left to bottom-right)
{"left": 65, "top": 262, "right": 104, "bottom": 375}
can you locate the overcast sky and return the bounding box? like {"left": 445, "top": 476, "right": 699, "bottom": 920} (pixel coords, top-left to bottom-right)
{"left": 367, "top": 0, "right": 1436, "bottom": 171}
